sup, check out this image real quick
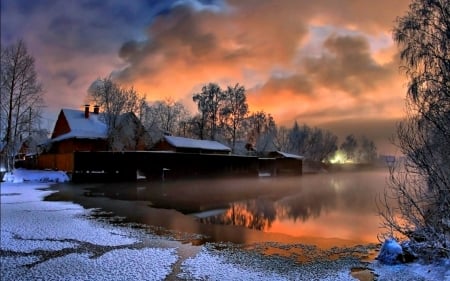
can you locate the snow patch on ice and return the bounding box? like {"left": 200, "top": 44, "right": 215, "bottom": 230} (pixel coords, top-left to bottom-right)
{"left": 179, "top": 249, "right": 288, "bottom": 280}
{"left": 178, "top": 248, "right": 358, "bottom": 281}
{"left": 1, "top": 182, "right": 137, "bottom": 253}
{"left": 1, "top": 249, "right": 178, "bottom": 281}
{"left": 2, "top": 168, "right": 69, "bottom": 183}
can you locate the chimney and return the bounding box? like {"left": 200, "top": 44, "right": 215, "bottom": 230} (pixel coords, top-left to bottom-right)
{"left": 84, "top": 104, "right": 90, "bottom": 118}
{"left": 93, "top": 105, "right": 100, "bottom": 114}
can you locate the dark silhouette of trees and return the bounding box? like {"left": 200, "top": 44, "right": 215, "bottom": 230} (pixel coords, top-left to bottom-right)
{"left": 192, "top": 83, "right": 225, "bottom": 140}
{"left": 380, "top": 0, "right": 449, "bottom": 259}
{"left": 220, "top": 84, "right": 248, "bottom": 153}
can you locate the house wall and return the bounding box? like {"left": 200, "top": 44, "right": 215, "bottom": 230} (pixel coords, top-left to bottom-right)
{"left": 70, "top": 151, "right": 259, "bottom": 182}
{"left": 50, "top": 139, "right": 108, "bottom": 154}
{"left": 151, "top": 140, "right": 176, "bottom": 152}
{"left": 51, "top": 112, "right": 71, "bottom": 138}
{"left": 275, "top": 158, "right": 303, "bottom": 175}
{"left": 37, "top": 153, "right": 74, "bottom": 172}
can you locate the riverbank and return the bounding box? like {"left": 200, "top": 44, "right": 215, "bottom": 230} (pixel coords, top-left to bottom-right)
{"left": 1, "top": 169, "right": 448, "bottom": 280}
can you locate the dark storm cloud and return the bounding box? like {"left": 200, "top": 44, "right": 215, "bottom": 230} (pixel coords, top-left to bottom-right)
{"left": 303, "top": 34, "right": 394, "bottom": 96}
{"left": 251, "top": 74, "right": 314, "bottom": 97}
{"left": 113, "top": 0, "right": 310, "bottom": 84}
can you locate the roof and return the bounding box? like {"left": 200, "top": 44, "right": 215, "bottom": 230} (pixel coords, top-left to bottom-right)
{"left": 272, "top": 151, "right": 304, "bottom": 159}
{"left": 51, "top": 108, "right": 108, "bottom": 142}
{"left": 164, "top": 136, "right": 231, "bottom": 152}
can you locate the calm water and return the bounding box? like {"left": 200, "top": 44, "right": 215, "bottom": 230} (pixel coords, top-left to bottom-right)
{"left": 47, "top": 169, "right": 390, "bottom": 247}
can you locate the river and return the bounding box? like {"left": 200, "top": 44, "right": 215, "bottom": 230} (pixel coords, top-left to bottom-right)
{"left": 46, "top": 169, "right": 391, "bottom": 250}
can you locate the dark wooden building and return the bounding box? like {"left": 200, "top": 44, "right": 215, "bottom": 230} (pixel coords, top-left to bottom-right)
{"left": 152, "top": 135, "right": 231, "bottom": 155}
{"left": 261, "top": 151, "right": 303, "bottom": 176}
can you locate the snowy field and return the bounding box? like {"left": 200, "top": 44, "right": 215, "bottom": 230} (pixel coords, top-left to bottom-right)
{"left": 1, "top": 169, "right": 449, "bottom": 281}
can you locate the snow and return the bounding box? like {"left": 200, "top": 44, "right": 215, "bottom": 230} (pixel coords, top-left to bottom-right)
{"left": 164, "top": 135, "right": 231, "bottom": 152}
{"left": 2, "top": 250, "right": 178, "bottom": 281}
{"left": 377, "top": 238, "right": 404, "bottom": 265}
{"left": 1, "top": 169, "right": 448, "bottom": 281}
{"left": 179, "top": 249, "right": 288, "bottom": 280}
{"left": 2, "top": 168, "right": 70, "bottom": 183}
{"left": 273, "top": 151, "right": 304, "bottom": 159}
{"left": 49, "top": 108, "right": 107, "bottom": 142}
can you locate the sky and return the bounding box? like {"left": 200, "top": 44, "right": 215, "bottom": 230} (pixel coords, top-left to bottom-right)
{"left": 0, "top": 0, "right": 412, "bottom": 154}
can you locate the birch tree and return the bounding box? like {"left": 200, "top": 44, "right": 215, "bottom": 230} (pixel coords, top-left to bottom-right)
{"left": 1, "top": 40, "right": 44, "bottom": 171}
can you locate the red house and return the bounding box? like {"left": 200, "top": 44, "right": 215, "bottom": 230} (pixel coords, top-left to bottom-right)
{"left": 47, "top": 105, "right": 108, "bottom": 153}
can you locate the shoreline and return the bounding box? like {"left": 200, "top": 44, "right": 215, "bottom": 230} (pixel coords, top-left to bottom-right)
{"left": 1, "top": 170, "right": 448, "bottom": 280}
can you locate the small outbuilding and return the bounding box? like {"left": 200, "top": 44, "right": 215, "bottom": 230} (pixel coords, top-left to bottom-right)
{"left": 264, "top": 151, "right": 303, "bottom": 176}
{"left": 152, "top": 135, "right": 231, "bottom": 155}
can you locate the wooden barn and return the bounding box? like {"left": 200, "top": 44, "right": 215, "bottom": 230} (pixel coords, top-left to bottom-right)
{"left": 152, "top": 135, "right": 231, "bottom": 155}
{"left": 259, "top": 151, "right": 303, "bottom": 176}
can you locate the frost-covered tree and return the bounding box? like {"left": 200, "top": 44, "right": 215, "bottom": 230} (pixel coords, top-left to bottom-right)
{"left": 220, "top": 83, "right": 248, "bottom": 152}
{"left": 142, "top": 98, "right": 188, "bottom": 136}
{"left": 380, "top": 0, "right": 449, "bottom": 259}
{"left": 88, "top": 77, "right": 146, "bottom": 150}
{"left": 244, "top": 111, "right": 277, "bottom": 154}
{"left": 1, "top": 40, "right": 44, "bottom": 171}
{"left": 192, "top": 83, "right": 226, "bottom": 140}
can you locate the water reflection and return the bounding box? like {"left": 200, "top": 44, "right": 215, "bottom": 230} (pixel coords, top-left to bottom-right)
{"left": 47, "top": 170, "right": 390, "bottom": 245}
{"left": 197, "top": 181, "right": 338, "bottom": 231}
{"left": 200, "top": 199, "right": 277, "bottom": 231}
{"left": 194, "top": 170, "right": 389, "bottom": 242}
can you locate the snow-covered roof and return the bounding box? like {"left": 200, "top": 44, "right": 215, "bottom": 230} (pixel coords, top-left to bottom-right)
{"left": 51, "top": 108, "right": 107, "bottom": 142}
{"left": 273, "top": 151, "right": 304, "bottom": 159}
{"left": 164, "top": 136, "right": 231, "bottom": 152}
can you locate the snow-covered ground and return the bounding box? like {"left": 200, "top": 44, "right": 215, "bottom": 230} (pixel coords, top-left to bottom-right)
{"left": 1, "top": 169, "right": 449, "bottom": 281}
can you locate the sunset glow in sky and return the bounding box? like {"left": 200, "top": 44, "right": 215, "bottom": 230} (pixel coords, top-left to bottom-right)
{"left": 1, "top": 0, "right": 412, "bottom": 153}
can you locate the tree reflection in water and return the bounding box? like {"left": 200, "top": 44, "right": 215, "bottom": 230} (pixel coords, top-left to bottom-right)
{"left": 199, "top": 185, "right": 338, "bottom": 231}
{"left": 200, "top": 198, "right": 276, "bottom": 230}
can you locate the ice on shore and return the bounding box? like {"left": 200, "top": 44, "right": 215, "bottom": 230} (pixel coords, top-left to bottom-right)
{"left": 377, "top": 238, "right": 404, "bottom": 265}
{"left": 2, "top": 249, "right": 178, "bottom": 281}
{"left": 1, "top": 178, "right": 178, "bottom": 281}
{"left": 2, "top": 168, "right": 70, "bottom": 183}
{"left": 1, "top": 169, "right": 448, "bottom": 281}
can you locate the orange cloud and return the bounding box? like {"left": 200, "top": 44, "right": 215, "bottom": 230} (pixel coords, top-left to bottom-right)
{"left": 4, "top": 0, "right": 412, "bottom": 154}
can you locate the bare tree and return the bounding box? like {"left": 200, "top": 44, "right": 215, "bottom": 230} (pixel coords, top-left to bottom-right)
{"left": 88, "top": 77, "right": 146, "bottom": 150}
{"left": 340, "top": 134, "right": 358, "bottom": 162}
{"left": 380, "top": 0, "right": 449, "bottom": 259}
{"left": 358, "top": 136, "right": 377, "bottom": 164}
{"left": 220, "top": 83, "right": 248, "bottom": 152}
{"left": 147, "top": 98, "right": 188, "bottom": 135}
{"left": 245, "top": 111, "right": 277, "bottom": 155}
{"left": 192, "top": 83, "right": 226, "bottom": 140}
{"left": 283, "top": 122, "right": 338, "bottom": 162}
{"left": 1, "top": 40, "right": 44, "bottom": 171}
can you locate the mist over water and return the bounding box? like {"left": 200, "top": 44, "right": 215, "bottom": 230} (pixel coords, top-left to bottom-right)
{"left": 47, "top": 169, "right": 390, "bottom": 246}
